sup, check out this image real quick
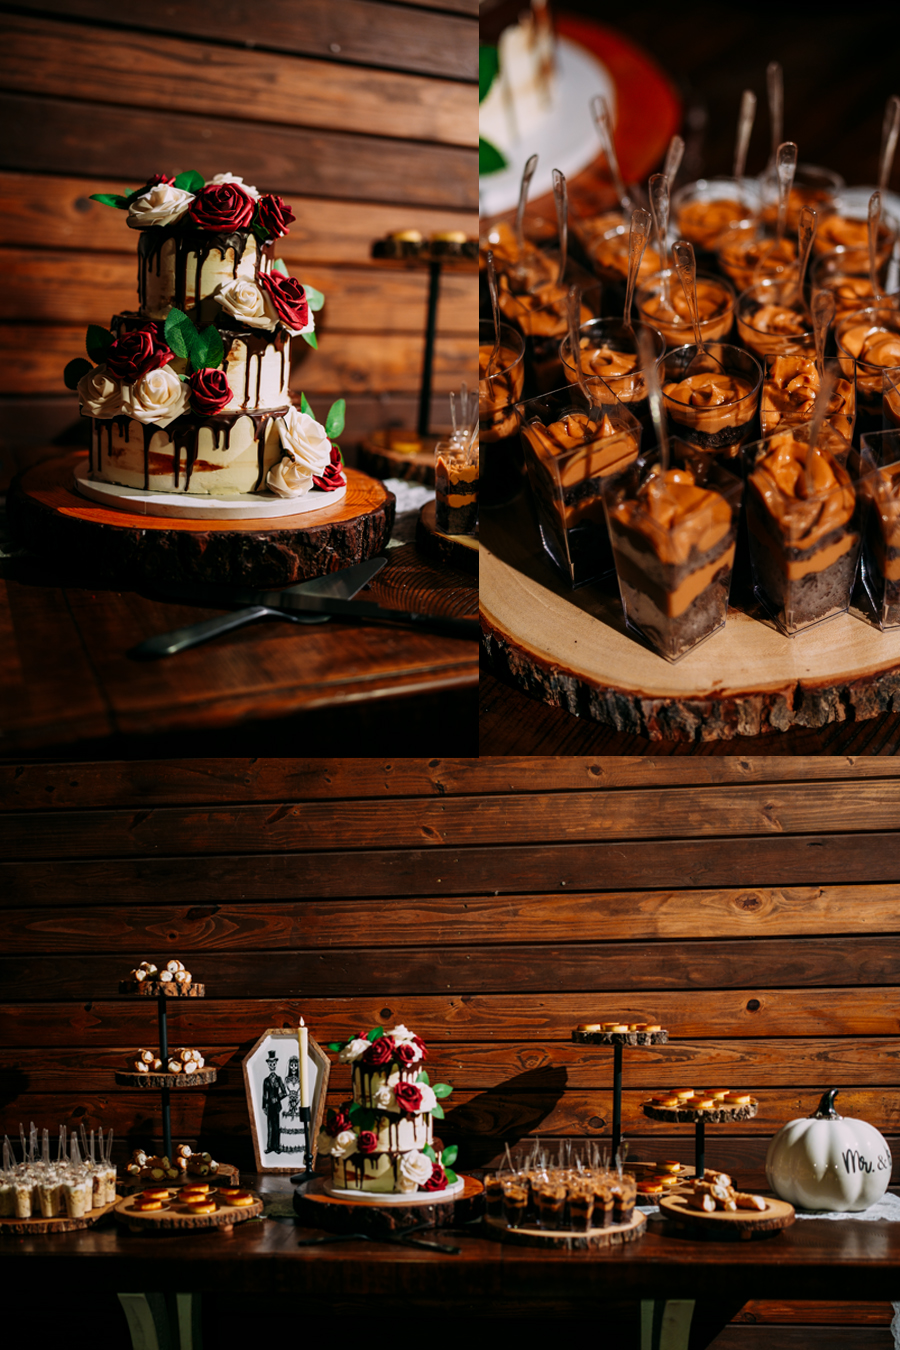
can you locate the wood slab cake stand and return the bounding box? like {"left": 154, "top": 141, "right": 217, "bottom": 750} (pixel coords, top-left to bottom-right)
{"left": 416, "top": 500, "right": 478, "bottom": 575}
{"left": 7, "top": 453, "right": 395, "bottom": 588}
{"left": 658, "top": 1193, "right": 795, "bottom": 1239}
{"left": 572, "top": 1027, "right": 669, "bottom": 1160}
{"left": 0, "top": 1198, "right": 119, "bottom": 1236}
{"left": 480, "top": 493, "right": 900, "bottom": 740}
{"left": 483, "top": 1208, "right": 646, "bottom": 1250}
{"left": 294, "top": 1174, "right": 483, "bottom": 1235}
{"left": 115, "top": 1188, "right": 263, "bottom": 1234}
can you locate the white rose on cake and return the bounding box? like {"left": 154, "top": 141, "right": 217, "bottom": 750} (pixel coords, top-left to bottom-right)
{"left": 416, "top": 1083, "right": 437, "bottom": 1113}
{"left": 397, "top": 1151, "right": 434, "bottom": 1193}
{"left": 374, "top": 1071, "right": 400, "bottom": 1111}
{"left": 391, "top": 1026, "right": 416, "bottom": 1044}
{"left": 77, "top": 364, "right": 123, "bottom": 418}
{"left": 127, "top": 184, "right": 195, "bottom": 230}
{"left": 209, "top": 172, "right": 260, "bottom": 200}
{"left": 330, "top": 1130, "right": 358, "bottom": 1160}
{"left": 214, "top": 278, "right": 275, "bottom": 330}
{"left": 338, "top": 1037, "right": 371, "bottom": 1064}
{"left": 266, "top": 407, "right": 332, "bottom": 498}
{"left": 121, "top": 366, "right": 190, "bottom": 426}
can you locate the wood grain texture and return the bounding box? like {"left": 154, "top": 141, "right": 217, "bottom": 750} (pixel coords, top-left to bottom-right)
{"left": 0, "top": 14, "right": 477, "bottom": 147}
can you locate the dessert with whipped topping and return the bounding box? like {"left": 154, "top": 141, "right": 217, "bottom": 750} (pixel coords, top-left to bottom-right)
{"left": 745, "top": 427, "right": 860, "bottom": 633}
{"left": 813, "top": 210, "right": 897, "bottom": 259}
{"left": 558, "top": 318, "right": 665, "bottom": 422}
{"left": 583, "top": 221, "right": 662, "bottom": 287}
{"left": 317, "top": 1025, "right": 458, "bottom": 1195}
{"left": 480, "top": 220, "right": 555, "bottom": 290}
{"left": 761, "top": 355, "right": 856, "bottom": 441}
{"left": 717, "top": 224, "right": 797, "bottom": 293}
{"left": 671, "top": 178, "right": 761, "bottom": 254}
{"left": 521, "top": 393, "right": 641, "bottom": 587}
{"left": 604, "top": 450, "right": 744, "bottom": 661}
{"left": 661, "top": 346, "right": 762, "bottom": 457}
{"left": 811, "top": 250, "right": 896, "bottom": 319}
{"left": 736, "top": 280, "right": 813, "bottom": 360}
{"left": 637, "top": 272, "right": 735, "bottom": 348}
{"left": 498, "top": 264, "right": 597, "bottom": 392}
{"left": 435, "top": 443, "right": 479, "bottom": 536}
{"left": 835, "top": 307, "right": 900, "bottom": 417}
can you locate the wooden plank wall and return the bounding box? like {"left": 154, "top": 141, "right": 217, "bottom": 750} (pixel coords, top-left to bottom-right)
{"left": 0, "top": 0, "right": 478, "bottom": 478}
{"left": 2, "top": 754, "right": 899, "bottom": 1345}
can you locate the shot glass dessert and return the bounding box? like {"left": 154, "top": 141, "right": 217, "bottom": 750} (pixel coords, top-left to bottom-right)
{"left": 760, "top": 355, "right": 856, "bottom": 441}
{"left": 603, "top": 440, "right": 745, "bottom": 662}
{"left": 757, "top": 163, "right": 844, "bottom": 234}
{"left": 610, "top": 1172, "right": 637, "bottom": 1225}
{"left": 661, "top": 344, "right": 763, "bottom": 460}
{"left": 483, "top": 1172, "right": 505, "bottom": 1220}
{"left": 813, "top": 200, "right": 899, "bottom": 260}
{"left": 717, "top": 222, "right": 797, "bottom": 293}
{"left": 479, "top": 219, "right": 555, "bottom": 290}
{"left": 671, "top": 177, "right": 761, "bottom": 257}
{"left": 519, "top": 384, "right": 642, "bottom": 587}
{"left": 744, "top": 424, "right": 861, "bottom": 635}
{"left": 479, "top": 319, "right": 526, "bottom": 508}
{"left": 499, "top": 263, "right": 600, "bottom": 393}
{"left": 582, "top": 220, "right": 662, "bottom": 314}
{"left": 434, "top": 438, "right": 478, "bottom": 536}
{"left": 501, "top": 1177, "right": 529, "bottom": 1228}
{"left": 736, "top": 278, "right": 814, "bottom": 361}
{"left": 856, "top": 428, "right": 900, "bottom": 628}
{"left": 811, "top": 249, "right": 899, "bottom": 320}
{"left": 568, "top": 1183, "right": 595, "bottom": 1232}
{"left": 835, "top": 305, "right": 900, "bottom": 427}
{"left": 558, "top": 317, "right": 665, "bottom": 428}
{"left": 637, "top": 269, "right": 735, "bottom": 349}
{"left": 535, "top": 1180, "right": 567, "bottom": 1230}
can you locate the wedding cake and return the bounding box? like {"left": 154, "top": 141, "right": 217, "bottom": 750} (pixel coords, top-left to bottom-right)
{"left": 65, "top": 170, "right": 345, "bottom": 498}
{"left": 318, "top": 1025, "right": 459, "bottom": 1195}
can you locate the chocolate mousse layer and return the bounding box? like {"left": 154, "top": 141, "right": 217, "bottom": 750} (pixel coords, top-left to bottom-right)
{"left": 435, "top": 450, "right": 478, "bottom": 535}
{"left": 860, "top": 460, "right": 900, "bottom": 627}
{"left": 761, "top": 356, "right": 855, "bottom": 440}
{"left": 662, "top": 370, "right": 757, "bottom": 454}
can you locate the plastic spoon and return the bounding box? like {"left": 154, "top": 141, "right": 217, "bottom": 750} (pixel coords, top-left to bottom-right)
{"left": 552, "top": 167, "right": 568, "bottom": 287}
{"left": 649, "top": 173, "right": 672, "bottom": 306}
{"left": 804, "top": 366, "right": 836, "bottom": 493}
{"left": 567, "top": 284, "right": 604, "bottom": 422}
{"left": 879, "top": 96, "right": 900, "bottom": 193}
{"left": 591, "top": 94, "right": 631, "bottom": 213}
{"left": 623, "top": 207, "right": 652, "bottom": 330}
{"left": 868, "top": 191, "right": 883, "bottom": 302}
{"left": 794, "top": 204, "right": 817, "bottom": 312}
{"left": 774, "top": 141, "right": 798, "bottom": 242}
{"left": 733, "top": 89, "right": 757, "bottom": 184}
{"left": 664, "top": 134, "right": 685, "bottom": 187}
{"left": 766, "top": 61, "right": 784, "bottom": 176}
{"left": 672, "top": 239, "right": 704, "bottom": 349}
{"left": 514, "top": 152, "right": 539, "bottom": 277}
{"left": 638, "top": 326, "right": 669, "bottom": 471}
{"left": 812, "top": 287, "right": 835, "bottom": 382}
{"left": 485, "top": 249, "right": 502, "bottom": 380}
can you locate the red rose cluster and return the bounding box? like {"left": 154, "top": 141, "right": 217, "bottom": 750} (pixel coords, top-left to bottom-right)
{"left": 189, "top": 369, "right": 232, "bottom": 416}
{"left": 394, "top": 1082, "right": 424, "bottom": 1115}
{"left": 326, "top": 1108, "right": 351, "bottom": 1136}
{"left": 106, "top": 324, "right": 174, "bottom": 383}
{"left": 189, "top": 182, "right": 256, "bottom": 232}
{"left": 423, "top": 1163, "right": 447, "bottom": 1192}
{"left": 258, "top": 273, "right": 309, "bottom": 332}
{"left": 313, "top": 445, "right": 346, "bottom": 493}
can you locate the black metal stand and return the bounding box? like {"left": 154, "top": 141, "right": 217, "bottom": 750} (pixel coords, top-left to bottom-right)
{"left": 157, "top": 993, "right": 172, "bottom": 1162}
{"left": 417, "top": 261, "right": 441, "bottom": 437}
{"left": 695, "top": 1119, "right": 705, "bottom": 1181}
{"left": 289, "top": 1105, "right": 314, "bottom": 1188}
{"left": 612, "top": 1041, "right": 624, "bottom": 1161}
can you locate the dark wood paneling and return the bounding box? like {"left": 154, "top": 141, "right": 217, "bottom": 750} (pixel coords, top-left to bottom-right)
{"left": 6, "top": 0, "right": 479, "bottom": 80}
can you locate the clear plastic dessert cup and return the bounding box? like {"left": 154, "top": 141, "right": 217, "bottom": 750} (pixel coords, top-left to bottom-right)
{"left": 813, "top": 196, "right": 899, "bottom": 261}
{"left": 479, "top": 319, "right": 526, "bottom": 509}
{"left": 761, "top": 354, "right": 856, "bottom": 442}
{"left": 610, "top": 1172, "right": 637, "bottom": 1225}
{"left": 434, "top": 438, "right": 478, "bottom": 537}
{"left": 661, "top": 343, "right": 763, "bottom": 461}
{"left": 757, "top": 162, "right": 844, "bottom": 234}
{"left": 743, "top": 423, "right": 861, "bottom": 636}
{"left": 835, "top": 305, "right": 900, "bottom": 427}
{"left": 717, "top": 222, "right": 797, "bottom": 293}
{"left": 558, "top": 317, "right": 665, "bottom": 429}
{"left": 501, "top": 1178, "right": 529, "bottom": 1228}
{"left": 535, "top": 1181, "right": 567, "bottom": 1230}
{"left": 636, "top": 269, "right": 735, "bottom": 350}
{"left": 582, "top": 220, "right": 662, "bottom": 316}
{"left": 671, "top": 176, "right": 762, "bottom": 256}
{"left": 499, "top": 264, "right": 601, "bottom": 394}
{"left": 479, "top": 218, "right": 556, "bottom": 290}
{"left": 736, "top": 278, "right": 814, "bottom": 361}
{"left": 519, "top": 383, "right": 642, "bottom": 588}
{"left": 856, "top": 428, "right": 900, "bottom": 629}
{"left": 885, "top": 368, "right": 900, "bottom": 430}
{"left": 602, "top": 438, "right": 744, "bottom": 663}
{"left": 811, "top": 249, "right": 900, "bottom": 320}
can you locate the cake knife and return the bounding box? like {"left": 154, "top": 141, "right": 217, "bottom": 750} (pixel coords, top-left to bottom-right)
{"left": 133, "top": 556, "right": 388, "bottom": 658}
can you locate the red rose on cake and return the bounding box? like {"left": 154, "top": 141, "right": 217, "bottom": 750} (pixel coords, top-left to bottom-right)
{"left": 189, "top": 368, "right": 232, "bottom": 416}
{"left": 106, "top": 325, "right": 175, "bottom": 383}
{"left": 313, "top": 444, "right": 346, "bottom": 492}
{"left": 393, "top": 1082, "right": 424, "bottom": 1115}
{"left": 422, "top": 1163, "right": 447, "bottom": 1192}
{"left": 362, "top": 1035, "right": 395, "bottom": 1068}
{"left": 258, "top": 273, "right": 310, "bottom": 335}
{"left": 356, "top": 1131, "right": 378, "bottom": 1155}
{"left": 189, "top": 182, "right": 256, "bottom": 232}
{"left": 257, "top": 194, "right": 295, "bottom": 239}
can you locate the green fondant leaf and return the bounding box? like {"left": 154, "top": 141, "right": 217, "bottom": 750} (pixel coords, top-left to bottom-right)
{"left": 433, "top": 1083, "right": 453, "bottom": 1099}
{"left": 304, "top": 284, "right": 324, "bottom": 312}
{"left": 366, "top": 1026, "right": 384, "bottom": 1042}
{"left": 348, "top": 1101, "right": 364, "bottom": 1120}
{"left": 443, "top": 1167, "right": 458, "bottom": 1185}
{"left": 326, "top": 1042, "right": 343, "bottom": 1052}
{"left": 272, "top": 257, "right": 289, "bottom": 277}
{"left": 164, "top": 308, "right": 196, "bottom": 361}
{"left": 63, "top": 358, "right": 93, "bottom": 391}
{"left": 479, "top": 137, "right": 508, "bottom": 176}
{"left": 479, "top": 45, "right": 500, "bottom": 103}
{"left": 300, "top": 393, "right": 315, "bottom": 419}
{"left": 252, "top": 223, "right": 270, "bottom": 247}
{"left": 422, "top": 1144, "right": 436, "bottom": 1162}
{"left": 193, "top": 324, "right": 224, "bottom": 371}
{"left": 86, "top": 325, "right": 113, "bottom": 363}
{"left": 88, "top": 193, "right": 128, "bottom": 209}
{"left": 301, "top": 330, "right": 318, "bottom": 348}
{"left": 325, "top": 398, "right": 345, "bottom": 438}
{"left": 416, "top": 1069, "right": 430, "bottom": 1085}
{"left": 440, "top": 1144, "right": 458, "bottom": 1167}
{"left": 431, "top": 1102, "right": 445, "bottom": 1120}
{"left": 173, "top": 170, "right": 205, "bottom": 193}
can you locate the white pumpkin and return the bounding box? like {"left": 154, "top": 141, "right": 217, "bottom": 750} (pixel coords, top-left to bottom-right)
{"left": 765, "top": 1089, "right": 892, "bottom": 1212}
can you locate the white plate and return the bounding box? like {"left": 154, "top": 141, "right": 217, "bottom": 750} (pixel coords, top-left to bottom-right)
{"left": 323, "top": 1176, "right": 465, "bottom": 1204}
{"left": 73, "top": 462, "right": 346, "bottom": 520}
{"left": 479, "top": 36, "right": 615, "bottom": 219}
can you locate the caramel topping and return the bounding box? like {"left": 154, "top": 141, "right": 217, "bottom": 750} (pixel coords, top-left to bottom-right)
{"left": 676, "top": 198, "right": 747, "bottom": 251}
{"left": 581, "top": 343, "right": 638, "bottom": 379}
{"left": 718, "top": 231, "right": 796, "bottom": 289}
{"left": 611, "top": 467, "right": 732, "bottom": 566}
{"left": 591, "top": 233, "right": 661, "bottom": 281}
{"left": 663, "top": 371, "right": 756, "bottom": 433}
{"left": 642, "top": 278, "right": 731, "bottom": 327}
{"left": 838, "top": 321, "right": 900, "bottom": 370}
{"left": 526, "top": 412, "right": 638, "bottom": 488}
{"left": 498, "top": 274, "right": 588, "bottom": 337}
{"left": 761, "top": 356, "right": 855, "bottom": 439}
{"left": 480, "top": 221, "right": 554, "bottom": 287}
{"left": 747, "top": 304, "right": 808, "bottom": 336}
{"left": 750, "top": 432, "right": 855, "bottom": 550}
{"left": 816, "top": 215, "right": 876, "bottom": 252}
{"left": 820, "top": 274, "right": 880, "bottom": 317}
{"left": 479, "top": 341, "right": 524, "bottom": 415}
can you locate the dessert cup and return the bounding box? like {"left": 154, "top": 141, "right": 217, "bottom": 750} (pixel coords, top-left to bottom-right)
{"left": 811, "top": 249, "right": 900, "bottom": 320}
{"left": 835, "top": 305, "right": 900, "bottom": 429}
{"left": 717, "top": 222, "right": 797, "bottom": 293}
{"left": 812, "top": 199, "right": 899, "bottom": 260}
{"left": 661, "top": 343, "right": 763, "bottom": 460}
{"left": 479, "top": 218, "right": 555, "bottom": 288}
{"left": 479, "top": 319, "right": 526, "bottom": 508}
{"left": 0, "top": 1178, "right": 13, "bottom": 1217}
{"left": 610, "top": 1172, "right": 637, "bottom": 1225}
{"left": 568, "top": 1185, "right": 595, "bottom": 1232}
{"left": 736, "top": 278, "right": 814, "bottom": 361}
{"left": 592, "top": 1178, "right": 615, "bottom": 1228}
{"left": 581, "top": 220, "right": 662, "bottom": 315}
{"left": 757, "top": 163, "right": 844, "bottom": 234}
{"left": 636, "top": 269, "right": 735, "bottom": 349}
{"left": 483, "top": 1172, "right": 505, "bottom": 1220}
{"left": 856, "top": 428, "right": 900, "bottom": 628}
{"left": 501, "top": 1178, "right": 529, "bottom": 1228}
{"left": 519, "top": 384, "right": 642, "bottom": 588}
{"left": 603, "top": 439, "right": 744, "bottom": 663}
{"left": 14, "top": 1176, "right": 33, "bottom": 1219}
{"left": 671, "top": 176, "right": 761, "bottom": 257}
{"left": 558, "top": 317, "right": 665, "bottom": 428}
{"left": 499, "top": 263, "right": 601, "bottom": 394}
{"left": 885, "top": 369, "right": 900, "bottom": 430}
{"left": 744, "top": 424, "right": 861, "bottom": 636}
{"left": 535, "top": 1181, "right": 567, "bottom": 1230}
{"left": 434, "top": 438, "right": 478, "bottom": 536}
{"left": 761, "top": 354, "right": 856, "bottom": 441}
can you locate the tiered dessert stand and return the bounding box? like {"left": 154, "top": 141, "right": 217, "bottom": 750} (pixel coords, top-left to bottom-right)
{"left": 641, "top": 1097, "right": 759, "bottom": 1181}
{"left": 572, "top": 1023, "right": 669, "bottom": 1161}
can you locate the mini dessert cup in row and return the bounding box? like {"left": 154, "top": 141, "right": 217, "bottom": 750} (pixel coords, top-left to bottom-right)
{"left": 499, "top": 264, "right": 601, "bottom": 394}
{"left": 479, "top": 319, "right": 525, "bottom": 509}
{"left": 857, "top": 428, "right": 900, "bottom": 630}
{"left": 757, "top": 162, "right": 845, "bottom": 234}
{"left": 835, "top": 305, "right": 900, "bottom": 427}
{"left": 661, "top": 343, "right": 763, "bottom": 460}
{"left": 578, "top": 217, "right": 661, "bottom": 314}
{"left": 603, "top": 441, "right": 744, "bottom": 663}
{"left": 434, "top": 438, "right": 478, "bottom": 537}
{"left": 736, "top": 277, "right": 814, "bottom": 361}
{"left": 671, "top": 176, "right": 761, "bottom": 258}
{"left": 717, "top": 222, "right": 797, "bottom": 293}
{"left": 558, "top": 317, "right": 665, "bottom": 429}
{"left": 761, "top": 354, "right": 856, "bottom": 442}
{"left": 636, "top": 269, "right": 736, "bottom": 350}
{"left": 519, "top": 384, "right": 642, "bottom": 588}
{"left": 744, "top": 423, "right": 861, "bottom": 636}
{"left": 812, "top": 249, "right": 900, "bottom": 320}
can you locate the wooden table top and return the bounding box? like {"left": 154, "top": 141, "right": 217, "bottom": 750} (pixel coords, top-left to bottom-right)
{"left": 1, "top": 450, "right": 478, "bottom": 755}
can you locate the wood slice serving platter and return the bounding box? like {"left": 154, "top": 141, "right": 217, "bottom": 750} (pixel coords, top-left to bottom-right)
{"left": 659, "top": 1193, "right": 795, "bottom": 1238}
{"left": 119, "top": 981, "right": 205, "bottom": 997}
{"left": 480, "top": 492, "right": 900, "bottom": 740}
{"left": 358, "top": 428, "right": 438, "bottom": 486}
{"left": 416, "top": 500, "right": 478, "bottom": 575}
{"left": 123, "top": 1164, "right": 239, "bottom": 1194}
{"left": 0, "top": 1198, "right": 118, "bottom": 1236}
{"left": 294, "top": 1174, "right": 483, "bottom": 1234}
{"left": 573, "top": 1027, "right": 668, "bottom": 1046}
{"left": 483, "top": 1208, "right": 646, "bottom": 1250}
{"left": 115, "top": 1067, "right": 217, "bottom": 1089}
{"left": 642, "top": 1100, "right": 759, "bottom": 1125}
{"left": 115, "top": 1186, "right": 263, "bottom": 1232}
{"left": 7, "top": 452, "right": 395, "bottom": 588}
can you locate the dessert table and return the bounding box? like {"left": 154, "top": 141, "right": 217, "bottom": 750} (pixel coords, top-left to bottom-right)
{"left": 6, "top": 1175, "right": 900, "bottom": 1349}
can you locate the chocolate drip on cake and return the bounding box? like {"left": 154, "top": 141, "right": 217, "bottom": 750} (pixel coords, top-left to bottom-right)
{"left": 137, "top": 224, "right": 268, "bottom": 319}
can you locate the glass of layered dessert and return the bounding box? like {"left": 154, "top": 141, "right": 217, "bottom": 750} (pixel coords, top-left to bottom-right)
{"left": 761, "top": 354, "right": 856, "bottom": 441}
{"left": 736, "top": 277, "right": 814, "bottom": 361}
{"left": 857, "top": 428, "right": 900, "bottom": 628}
{"left": 479, "top": 219, "right": 555, "bottom": 290}
{"left": 434, "top": 438, "right": 478, "bottom": 536}
{"left": 499, "top": 265, "right": 601, "bottom": 394}
{"left": 582, "top": 220, "right": 662, "bottom": 314}
{"left": 885, "top": 368, "right": 900, "bottom": 429}
{"left": 812, "top": 249, "right": 900, "bottom": 320}
{"left": 717, "top": 222, "right": 797, "bottom": 293}
{"left": 671, "top": 177, "right": 761, "bottom": 261}
{"left": 479, "top": 319, "right": 526, "bottom": 508}
{"left": 558, "top": 317, "right": 665, "bottom": 430}
{"left": 661, "top": 343, "right": 763, "bottom": 461}
{"left": 744, "top": 423, "right": 861, "bottom": 635}
{"left": 835, "top": 305, "right": 900, "bottom": 431}
{"left": 603, "top": 439, "right": 744, "bottom": 662}
{"left": 813, "top": 198, "right": 899, "bottom": 261}
{"left": 520, "top": 383, "right": 642, "bottom": 587}
{"left": 636, "top": 269, "right": 735, "bottom": 350}
{"left": 757, "top": 163, "right": 844, "bottom": 234}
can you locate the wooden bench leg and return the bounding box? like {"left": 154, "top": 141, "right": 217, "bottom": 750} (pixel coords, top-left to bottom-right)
{"left": 118, "top": 1293, "right": 202, "bottom": 1350}
{"left": 641, "top": 1298, "right": 696, "bottom": 1350}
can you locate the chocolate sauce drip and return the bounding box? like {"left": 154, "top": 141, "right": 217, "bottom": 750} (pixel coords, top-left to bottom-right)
{"left": 137, "top": 225, "right": 256, "bottom": 318}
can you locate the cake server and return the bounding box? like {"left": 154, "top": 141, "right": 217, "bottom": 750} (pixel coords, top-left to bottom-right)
{"left": 133, "top": 556, "right": 387, "bottom": 658}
